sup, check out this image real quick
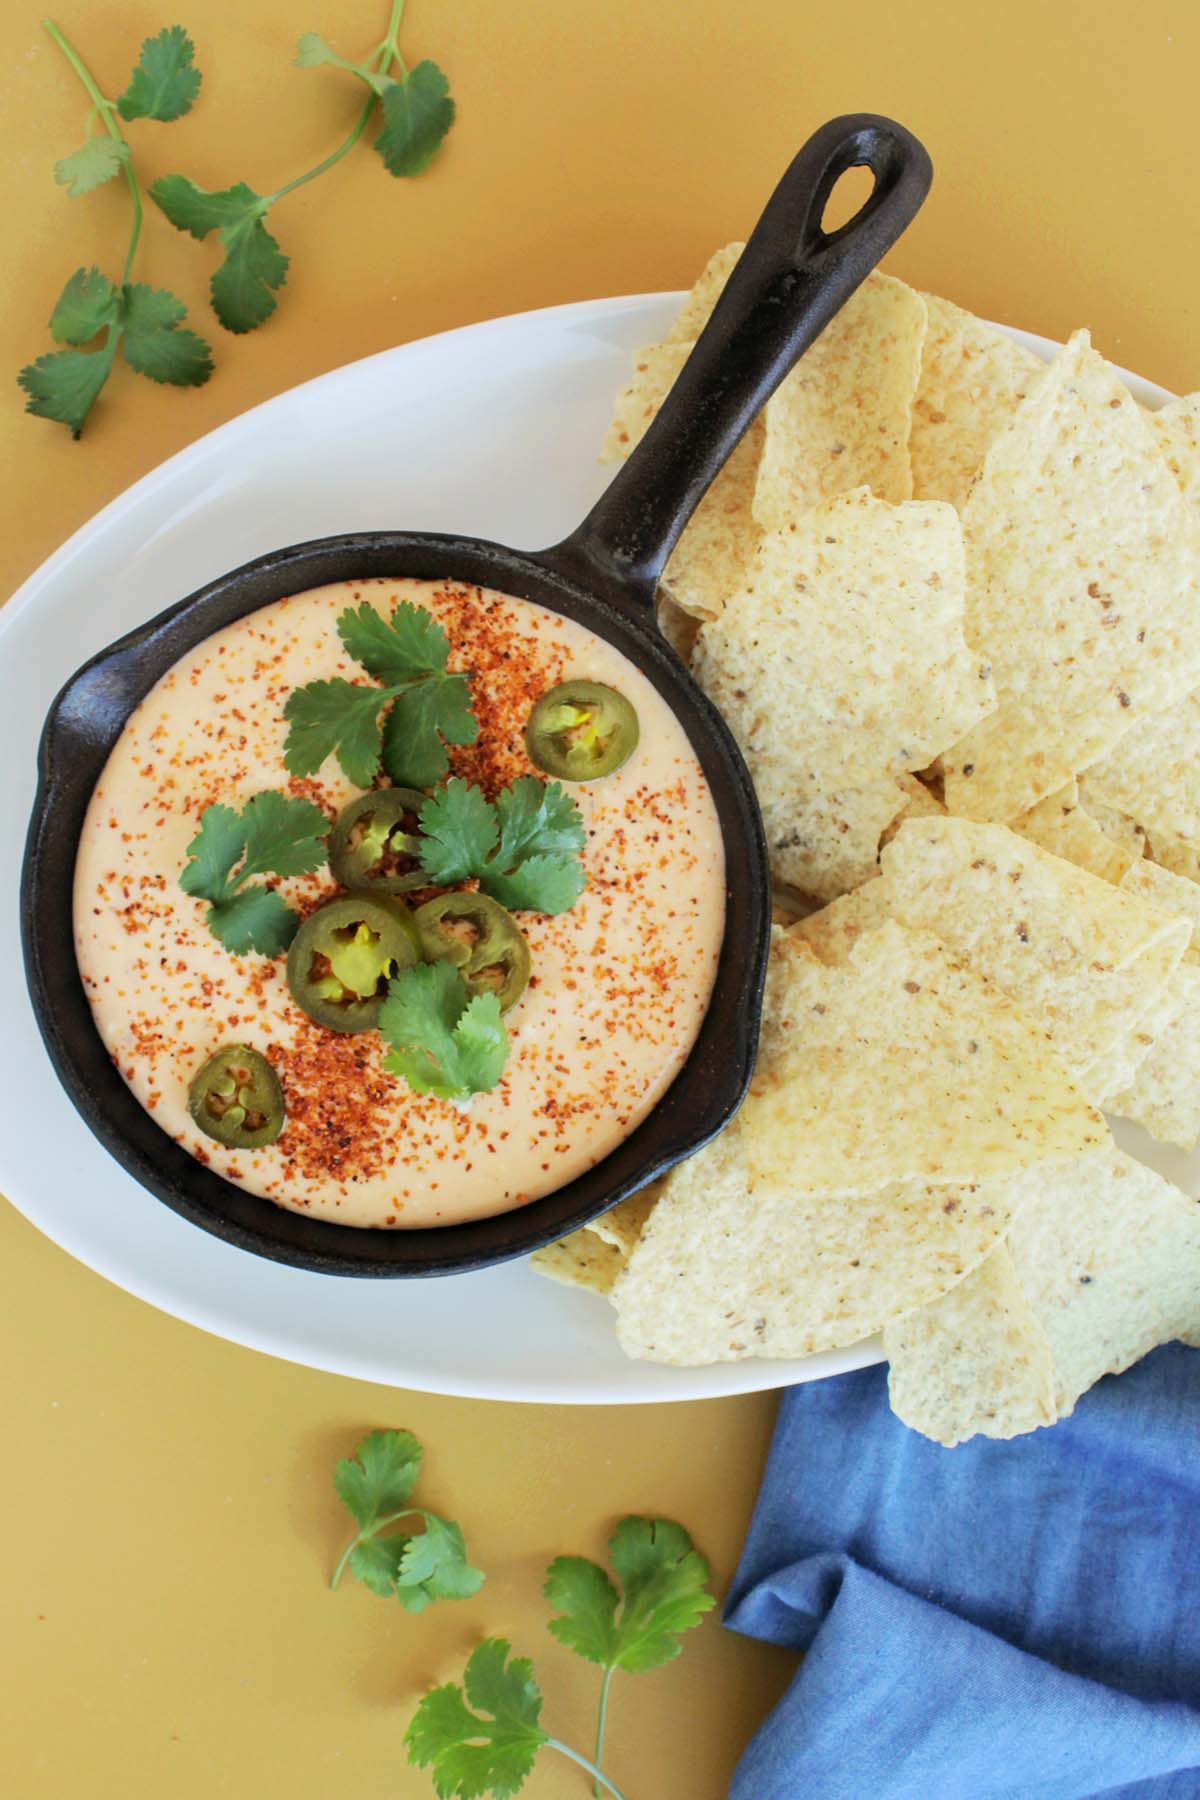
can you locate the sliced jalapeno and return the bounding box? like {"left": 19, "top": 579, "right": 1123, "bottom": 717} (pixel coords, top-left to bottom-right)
{"left": 286, "top": 893, "right": 421, "bottom": 1033}
{"left": 414, "top": 892, "right": 531, "bottom": 1013}
{"left": 329, "top": 788, "right": 428, "bottom": 895}
{"left": 188, "top": 1045, "right": 284, "bottom": 1150}
{"left": 526, "top": 679, "right": 639, "bottom": 782}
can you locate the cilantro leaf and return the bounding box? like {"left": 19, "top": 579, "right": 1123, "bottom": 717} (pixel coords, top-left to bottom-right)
{"left": 482, "top": 853, "right": 587, "bottom": 917}
{"left": 117, "top": 26, "right": 202, "bottom": 123}
{"left": 375, "top": 61, "right": 456, "bottom": 176}
{"left": 380, "top": 962, "right": 508, "bottom": 1102}
{"left": 382, "top": 674, "right": 477, "bottom": 786}
{"left": 54, "top": 138, "right": 126, "bottom": 197}
{"left": 178, "top": 792, "right": 328, "bottom": 954}
{"left": 417, "top": 779, "right": 499, "bottom": 884}
{"left": 151, "top": 175, "right": 288, "bottom": 333}
{"left": 395, "top": 1516, "right": 485, "bottom": 1613}
{"left": 545, "top": 1517, "right": 713, "bottom": 1675}
{"left": 494, "top": 777, "right": 587, "bottom": 867}
{"left": 334, "top": 1428, "right": 422, "bottom": 1532}
{"left": 338, "top": 599, "right": 451, "bottom": 683}
{"left": 49, "top": 267, "right": 120, "bottom": 345}
{"left": 120, "top": 283, "right": 213, "bottom": 386}
{"left": 405, "top": 1639, "right": 547, "bottom": 1800}
{"left": 283, "top": 678, "right": 389, "bottom": 789}
{"left": 349, "top": 1534, "right": 409, "bottom": 1598}
{"left": 18, "top": 343, "right": 116, "bottom": 438}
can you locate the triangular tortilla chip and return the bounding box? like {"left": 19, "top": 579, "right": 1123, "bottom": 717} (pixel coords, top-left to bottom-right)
{"left": 665, "top": 242, "right": 745, "bottom": 341}
{"left": 1151, "top": 393, "right": 1200, "bottom": 512}
{"left": 692, "top": 489, "right": 993, "bottom": 794}
{"left": 753, "top": 274, "right": 927, "bottom": 524}
{"left": 942, "top": 331, "right": 1200, "bottom": 820}
{"left": 1010, "top": 779, "right": 1136, "bottom": 884}
{"left": 1104, "top": 861, "right": 1200, "bottom": 1147}
{"left": 530, "top": 1230, "right": 625, "bottom": 1296}
{"left": 1083, "top": 688, "right": 1200, "bottom": 845}
{"left": 761, "top": 775, "right": 912, "bottom": 903}
{"left": 879, "top": 817, "right": 1189, "bottom": 1082}
{"left": 909, "top": 294, "right": 1047, "bottom": 510}
{"left": 741, "top": 920, "right": 1105, "bottom": 1195}
{"left": 889, "top": 1150, "right": 1200, "bottom": 1442}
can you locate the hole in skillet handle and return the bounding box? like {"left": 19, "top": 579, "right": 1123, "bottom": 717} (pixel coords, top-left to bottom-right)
{"left": 21, "top": 117, "right": 930, "bottom": 1282}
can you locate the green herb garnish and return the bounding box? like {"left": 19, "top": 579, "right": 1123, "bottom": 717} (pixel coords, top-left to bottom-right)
{"left": 418, "top": 776, "right": 587, "bottom": 915}
{"left": 379, "top": 961, "right": 509, "bottom": 1103}
{"left": 179, "top": 791, "right": 329, "bottom": 955}
{"left": 545, "top": 1518, "right": 716, "bottom": 1787}
{"left": 332, "top": 1429, "right": 484, "bottom": 1611}
{"left": 283, "top": 601, "right": 477, "bottom": 790}
{"left": 151, "top": 1, "right": 454, "bottom": 333}
{"left": 18, "top": 21, "right": 212, "bottom": 437}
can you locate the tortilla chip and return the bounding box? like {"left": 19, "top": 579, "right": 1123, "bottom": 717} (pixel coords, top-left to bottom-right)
{"left": 880, "top": 773, "right": 947, "bottom": 847}
{"left": 1083, "top": 689, "right": 1200, "bottom": 845}
{"left": 589, "top": 1187, "right": 660, "bottom": 1258}
{"left": 1010, "top": 779, "right": 1136, "bottom": 884}
{"left": 612, "top": 931, "right": 1063, "bottom": 1366}
{"left": 884, "top": 1248, "right": 1056, "bottom": 1445}
{"left": 879, "top": 817, "right": 1190, "bottom": 1080}
{"left": 1009, "top": 1150, "right": 1200, "bottom": 1414}
{"left": 909, "top": 294, "right": 1047, "bottom": 510}
{"left": 530, "top": 1230, "right": 626, "bottom": 1296}
{"left": 1103, "top": 862, "right": 1200, "bottom": 1146}
{"left": 741, "top": 920, "right": 1106, "bottom": 1196}
{"left": 692, "top": 490, "right": 992, "bottom": 799}
{"left": 656, "top": 593, "right": 700, "bottom": 665}
{"left": 942, "top": 331, "right": 1200, "bottom": 821}
{"left": 790, "top": 879, "right": 891, "bottom": 965}
{"left": 886, "top": 1149, "right": 1200, "bottom": 1441}
{"left": 1119, "top": 857, "right": 1200, "bottom": 936}
{"left": 665, "top": 242, "right": 745, "bottom": 341}
{"left": 761, "top": 775, "right": 912, "bottom": 904}
{"left": 1145, "top": 823, "right": 1200, "bottom": 885}
{"left": 752, "top": 274, "right": 927, "bottom": 525}
{"left": 1151, "top": 393, "right": 1200, "bottom": 512}
{"left": 1074, "top": 783, "right": 1148, "bottom": 865}
{"left": 601, "top": 339, "right": 762, "bottom": 621}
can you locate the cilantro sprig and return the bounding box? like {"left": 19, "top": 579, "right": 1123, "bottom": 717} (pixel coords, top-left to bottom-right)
{"left": 151, "top": 0, "right": 454, "bottom": 333}
{"left": 403, "top": 1519, "right": 713, "bottom": 1799}
{"left": 332, "top": 1430, "right": 484, "bottom": 1612}
{"left": 283, "top": 600, "right": 477, "bottom": 789}
{"left": 18, "top": 22, "right": 212, "bottom": 437}
{"left": 179, "top": 791, "right": 329, "bottom": 954}
{"left": 379, "top": 962, "right": 509, "bottom": 1102}
{"left": 419, "top": 777, "right": 587, "bottom": 914}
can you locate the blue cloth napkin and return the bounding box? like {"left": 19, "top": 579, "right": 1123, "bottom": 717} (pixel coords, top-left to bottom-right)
{"left": 724, "top": 1344, "right": 1200, "bottom": 1800}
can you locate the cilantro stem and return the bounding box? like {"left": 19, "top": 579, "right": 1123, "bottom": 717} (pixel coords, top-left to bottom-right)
{"left": 592, "top": 1666, "right": 616, "bottom": 1799}
{"left": 545, "top": 1738, "right": 630, "bottom": 1800}
{"left": 42, "top": 18, "right": 143, "bottom": 284}
{"left": 330, "top": 1506, "right": 417, "bottom": 1589}
{"left": 266, "top": 0, "right": 408, "bottom": 206}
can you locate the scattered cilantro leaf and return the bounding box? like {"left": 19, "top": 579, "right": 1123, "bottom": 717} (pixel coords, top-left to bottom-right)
{"left": 417, "top": 779, "right": 499, "bottom": 884}
{"left": 116, "top": 26, "right": 202, "bottom": 123}
{"left": 150, "top": 175, "right": 288, "bottom": 333}
{"left": 49, "top": 267, "right": 120, "bottom": 344}
{"left": 334, "top": 1427, "right": 422, "bottom": 1531}
{"left": 54, "top": 137, "right": 127, "bottom": 197}
{"left": 379, "top": 961, "right": 508, "bottom": 1102}
{"left": 546, "top": 1518, "right": 714, "bottom": 1676}
{"left": 178, "top": 791, "right": 328, "bottom": 954}
{"left": 331, "top": 1429, "right": 485, "bottom": 1610}
{"left": 414, "top": 777, "right": 587, "bottom": 915}
{"left": 375, "top": 61, "right": 455, "bottom": 176}
{"left": 405, "top": 1639, "right": 548, "bottom": 1800}
{"left": 19, "top": 344, "right": 117, "bottom": 438}
{"left": 120, "top": 282, "right": 213, "bottom": 384}
{"left": 284, "top": 602, "right": 477, "bottom": 788}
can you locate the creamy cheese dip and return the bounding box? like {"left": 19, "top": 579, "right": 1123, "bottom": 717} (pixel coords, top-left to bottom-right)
{"left": 74, "top": 578, "right": 726, "bottom": 1228}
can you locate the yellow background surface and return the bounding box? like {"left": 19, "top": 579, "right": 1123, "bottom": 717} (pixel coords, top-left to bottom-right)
{"left": 2, "top": 3, "right": 1198, "bottom": 1796}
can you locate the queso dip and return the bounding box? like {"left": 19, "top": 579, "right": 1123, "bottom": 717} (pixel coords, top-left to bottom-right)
{"left": 74, "top": 578, "right": 726, "bottom": 1228}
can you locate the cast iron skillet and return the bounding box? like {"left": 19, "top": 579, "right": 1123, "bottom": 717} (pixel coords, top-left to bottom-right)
{"left": 22, "top": 113, "right": 931, "bottom": 1277}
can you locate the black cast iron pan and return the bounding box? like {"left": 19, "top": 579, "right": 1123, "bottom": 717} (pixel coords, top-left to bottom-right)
{"left": 22, "top": 114, "right": 931, "bottom": 1277}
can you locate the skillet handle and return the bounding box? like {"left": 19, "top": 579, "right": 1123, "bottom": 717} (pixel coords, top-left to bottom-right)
{"left": 544, "top": 113, "right": 931, "bottom": 610}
